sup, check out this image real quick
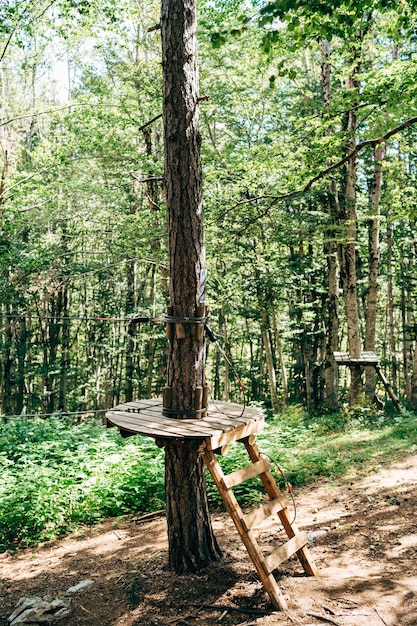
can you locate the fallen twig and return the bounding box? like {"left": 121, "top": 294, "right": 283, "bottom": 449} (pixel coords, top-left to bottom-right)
{"left": 374, "top": 607, "right": 389, "bottom": 626}
{"left": 188, "top": 603, "right": 272, "bottom": 616}
{"left": 132, "top": 509, "right": 165, "bottom": 523}
{"left": 307, "top": 611, "right": 342, "bottom": 626}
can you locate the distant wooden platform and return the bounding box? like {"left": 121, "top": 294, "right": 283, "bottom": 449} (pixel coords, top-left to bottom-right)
{"left": 334, "top": 350, "right": 402, "bottom": 413}
{"left": 334, "top": 351, "right": 379, "bottom": 366}
{"left": 106, "top": 397, "right": 264, "bottom": 450}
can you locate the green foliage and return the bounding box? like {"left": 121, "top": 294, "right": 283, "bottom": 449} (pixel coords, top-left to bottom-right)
{"left": 0, "top": 417, "right": 165, "bottom": 551}
{"left": 1, "top": 407, "right": 416, "bottom": 552}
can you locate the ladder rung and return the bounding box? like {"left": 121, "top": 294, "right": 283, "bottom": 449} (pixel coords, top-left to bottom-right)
{"left": 264, "top": 532, "right": 308, "bottom": 573}
{"left": 223, "top": 458, "right": 271, "bottom": 489}
{"left": 244, "top": 496, "right": 289, "bottom": 529}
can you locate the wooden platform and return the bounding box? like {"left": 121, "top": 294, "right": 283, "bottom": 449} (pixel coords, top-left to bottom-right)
{"left": 106, "top": 397, "right": 265, "bottom": 450}
{"left": 106, "top": 397, "right": 318, "bottom": 610}
{"left": 333, "top": 350, "right": 402, "bottom": 413}
{"left": 334, "top": 351, "right": 379, "bottom": 366}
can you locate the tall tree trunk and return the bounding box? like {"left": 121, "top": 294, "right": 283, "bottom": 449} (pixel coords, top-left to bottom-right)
{"left": 161, "top": 0, "right": 222, "bottom": 574}
{"left": 146, "top": 264, "right": 157, "bottom": 397}
{"left": 386, "top": 208, "right": 398, "bottom": 392}
{"left": 58, "top": 286, "right": 70, "bottom": 411}
{"left": 339, "top": 58, "right": 363, "bottom": 405}
{"left": 16, "top": 316, "right": 27, "bottom": 414}
{"left": 1, "top": 312, "right": 13, "bottom": 415}
{"left": 410, "top": 240, "right": 417, "bottom": 409}
{"left": 364, "top": 144, "right": 385, "bottom": 402}
{"left": 320, "top": 43, "right": 340, "bottom": 410}
{"left": 221, "top": 300, "right": 230, "bottom": 401}
{"left": 324, "top": 221, "right": 340, "bottom": 409}
{"left": 410, "top": 338, "right": 417, "bottom": 410}
{"left": 125, "top": 259, "right": 135, "bottom": 402}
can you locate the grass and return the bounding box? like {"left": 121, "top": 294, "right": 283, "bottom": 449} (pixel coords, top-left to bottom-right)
{"left": 0, "top": 404, "right": 416, "bottom": 552}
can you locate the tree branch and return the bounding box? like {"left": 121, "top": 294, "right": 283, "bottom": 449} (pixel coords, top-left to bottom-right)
{"left": 227, "top": 114, "right": 417, "bottom": 213}
{"left": 303, "top": 115, "right": 417, "bottom": 192}
{"left": 0, "top": 103, "right": 124, "bottom": 128}
{"left": 138, "top": 96, "right": 209, "bottom": 132}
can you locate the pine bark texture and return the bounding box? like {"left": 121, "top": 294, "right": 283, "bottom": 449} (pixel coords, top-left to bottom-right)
{"left": 161, "top": 0, "right": 222, "bottom": 573}
{"left": 162, "top": 0, "right": 205, "bottom": 407}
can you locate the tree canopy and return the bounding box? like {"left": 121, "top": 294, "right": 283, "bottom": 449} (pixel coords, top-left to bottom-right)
{"left": 1, "top": 0, "right": 417, "bottom": 416}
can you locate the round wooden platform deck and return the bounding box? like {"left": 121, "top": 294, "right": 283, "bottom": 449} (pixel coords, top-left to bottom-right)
{"left": 106, "top": 398, "right": 264, "bottom": 450}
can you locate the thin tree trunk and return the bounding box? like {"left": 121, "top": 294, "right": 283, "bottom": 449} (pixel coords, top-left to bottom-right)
{"left": 320, "top": 43, "right": 340, "bottom": 410}
{"left": 58, "top": 286, "right": 70, "bottom": 411}
{"left": 339, "top": 59, "right": 363, "bottom": 405}
{"left": 256, "top": 277, "right": 278, "bottom": 412}
{"left": 125, "top": 259, "right": 135, "bottom": 402}
{"left": 386, "top": 208, "right": 398, "bottom": 392}
{"left": 1, "top": 312, "right": 13, "bottom": 415}
{"left": 16, "top": 316, "right": 27, "bottom": 414}
{"left": 161, "top": 0, "right": 222, "bottom": 574}
{"left": 324, "top": 218, "right": 340, "bottom": 410}
{"left": 221, "top": 300, "right": 229, "bottom": 401}
{"left": 146, "top": 265, "right": 157, "bottom": 397}
{"left": 410, "top": 339, "right": 417, "bottom": 410}
{"left": 400, "top": 248, "right": 412, "bottom": 402}
{"left": 364, "top": 144, "right": 385, "bottom": 402}
{"left": 271, "top": 307, "right": 288, "bottom": 409}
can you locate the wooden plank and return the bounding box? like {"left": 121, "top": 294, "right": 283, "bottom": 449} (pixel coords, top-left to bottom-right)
{"left": 333, "top": 351, "right": 379, "bottom": 366}
{"left": 244, "top": 496, "right": 289, "bottom": 530}
{"left": 106, "top": 413, "right": 214, "bottom": 438}
{"left": 264, "top": 533, "right": 308, "bottom": 573}
{"left": 223, "top": 459, "right": 270, "bottom": 489}
{"left": 105, "top": 398, "right": 264, "bottom": 443}
{"left": 108, "top": 409, "right": 223, "bottom": 436}
{"left": 107, "top": 409, "right": 259, "bottom": 439}
{"left": 208, "top": 418, "right": 264, "bottom": 450}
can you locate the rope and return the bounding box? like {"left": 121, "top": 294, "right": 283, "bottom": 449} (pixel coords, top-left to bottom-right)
{"left": 263, "top": 453, "right": 297, "bottom": 526}
{"left": 162, "top": 406, "right": 208, "bottom": 416}
{"left": 205, "top": 323, "right": 246, "bottom": 418}
{"left": 163, "top": 315, "right": 209, "bottom": 324}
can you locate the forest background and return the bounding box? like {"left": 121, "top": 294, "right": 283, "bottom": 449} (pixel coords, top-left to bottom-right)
{"left": 2, "top": 0, "right": 417, "bottom": 549}
{"left": 2, "top": 0, "right": 417, "bottom": 416}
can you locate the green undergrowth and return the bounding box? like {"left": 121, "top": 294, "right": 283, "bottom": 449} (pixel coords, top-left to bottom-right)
{"left": 1, "top": 405, "right": 416, "bottom": 552}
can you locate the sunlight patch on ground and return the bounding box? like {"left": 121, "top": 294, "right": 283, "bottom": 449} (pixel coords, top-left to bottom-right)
{"left": 387, "top": 534, "right": 417, "bottom": 558}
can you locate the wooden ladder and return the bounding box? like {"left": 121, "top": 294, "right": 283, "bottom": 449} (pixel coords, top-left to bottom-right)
{"left": 202, "top": 434, "right": 319, "bottom": 610}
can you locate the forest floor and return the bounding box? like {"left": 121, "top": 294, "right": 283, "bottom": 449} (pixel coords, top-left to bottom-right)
{"left": 1, "top": 452, "right": 416, "bottom": 626}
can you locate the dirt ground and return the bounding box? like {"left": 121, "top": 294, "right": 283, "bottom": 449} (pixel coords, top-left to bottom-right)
{"left": 1, "top": 452, "right": 416, "bottom": 626}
